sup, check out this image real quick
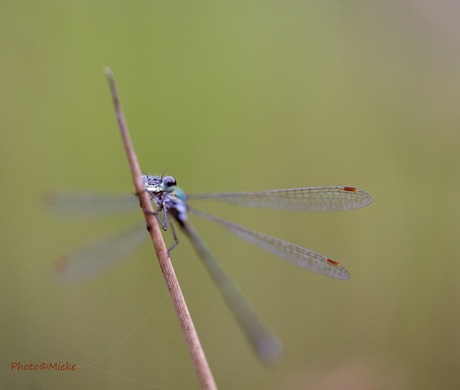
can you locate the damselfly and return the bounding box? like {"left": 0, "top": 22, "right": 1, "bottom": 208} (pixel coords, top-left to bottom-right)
{"left": 49, "top": 175, "right": 371, "bottom": 363}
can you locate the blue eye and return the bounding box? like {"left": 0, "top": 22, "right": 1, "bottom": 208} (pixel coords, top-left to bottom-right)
{"left": 162, "top": 176, "right": 177, "bottom": 192}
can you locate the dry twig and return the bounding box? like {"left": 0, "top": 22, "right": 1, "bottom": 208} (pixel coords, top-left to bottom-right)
{"left": 104, "top": 68, "right": 217, "bottom": 390}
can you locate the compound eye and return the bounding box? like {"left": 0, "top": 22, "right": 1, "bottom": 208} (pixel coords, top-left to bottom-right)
{"left": 163, "top": 176, "right": 177, "bottom": 192}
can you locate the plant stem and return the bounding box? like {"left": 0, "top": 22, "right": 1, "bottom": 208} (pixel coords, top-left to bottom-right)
{"left": 104, "top": 67, "right": 217, "bottom": 390}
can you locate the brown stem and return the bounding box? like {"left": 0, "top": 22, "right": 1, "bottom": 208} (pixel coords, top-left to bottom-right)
{"left": 104, "top": 67, "right": 217, "bottom": 390}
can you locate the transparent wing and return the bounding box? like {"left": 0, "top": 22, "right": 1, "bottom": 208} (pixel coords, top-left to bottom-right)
{"left": 44, "top": 191, "right": 139, "bottom": 217}
{"left": 181, "top": 220, "right": 282, "bottom": 364}
{"left": 188, "top": 186, "right": 371, "bottom": 212}
{"left": 189, "top": 208, "right": 350, "bottom": 280}
{"left": 54, "top": 221, "right": 147, "bottom": 283}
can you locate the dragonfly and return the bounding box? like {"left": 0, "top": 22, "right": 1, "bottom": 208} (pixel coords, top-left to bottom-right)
{"left": 48, "top": 175, "right": 371, "bottom": 363}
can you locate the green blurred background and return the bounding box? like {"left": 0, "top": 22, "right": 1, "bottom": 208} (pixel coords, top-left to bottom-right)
{"left": 2, "top": 2, "right": 460, "bottom": 389}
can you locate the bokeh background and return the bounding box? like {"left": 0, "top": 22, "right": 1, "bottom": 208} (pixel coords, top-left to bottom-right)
{"left": 2, "top": 2, "right": 460, "bottom": 389}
